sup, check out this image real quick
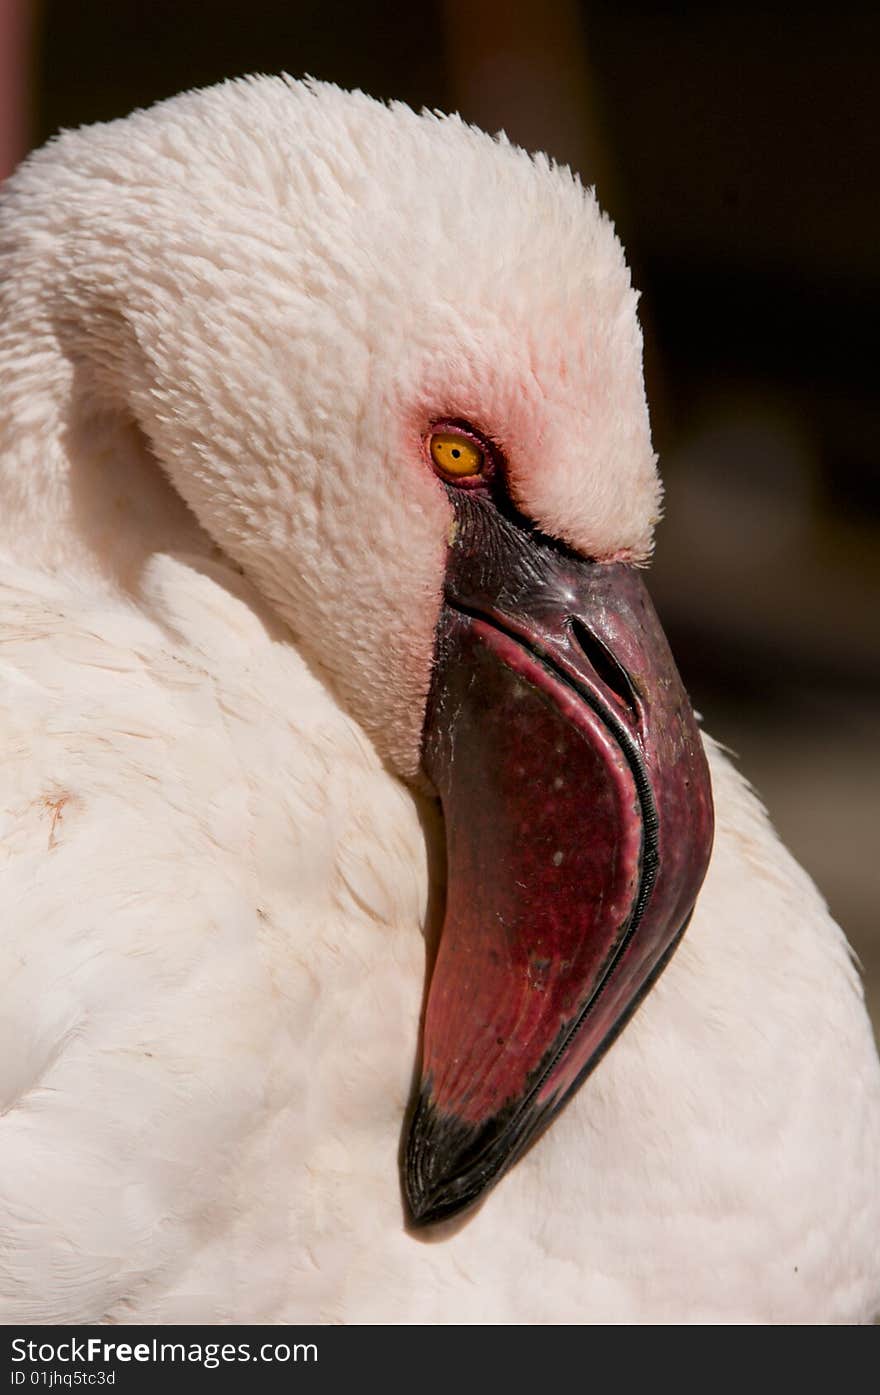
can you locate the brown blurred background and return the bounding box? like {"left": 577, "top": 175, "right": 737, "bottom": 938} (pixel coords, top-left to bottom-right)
{"left": 2, "top": 1, "right": 878, "bottom": 1034}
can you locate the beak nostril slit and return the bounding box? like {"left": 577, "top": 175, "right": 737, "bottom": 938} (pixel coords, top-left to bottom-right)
{"left": 569, "top": 618, "right": 640, "bottom": 719}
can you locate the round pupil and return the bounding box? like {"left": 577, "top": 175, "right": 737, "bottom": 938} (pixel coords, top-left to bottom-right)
{"left": 451, "top": 448, "right": 461, "bottom": 458}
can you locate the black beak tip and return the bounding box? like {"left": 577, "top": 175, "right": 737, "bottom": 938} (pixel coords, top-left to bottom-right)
{"left": 404, "top": 1087, "right": 519, "bottom": 1227}
{"left": 404, "top": 1165, "right": 481, "bottom": 1229}
{"left": 405, "top": 1183, "right": 453, "bottom": 1229}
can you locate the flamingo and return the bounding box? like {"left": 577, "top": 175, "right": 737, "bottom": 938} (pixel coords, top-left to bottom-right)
{"left": 0, "top": 75, "right": 877, "bottom": 1323}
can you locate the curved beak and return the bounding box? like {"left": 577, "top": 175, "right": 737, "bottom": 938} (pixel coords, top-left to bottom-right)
{"left": 406, "top": 490, "right": 714, "bottom": 1225}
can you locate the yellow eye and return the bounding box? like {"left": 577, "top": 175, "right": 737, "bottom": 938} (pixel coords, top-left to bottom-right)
{"left": 429, "top": 431, "right": 484, "bottom": 478}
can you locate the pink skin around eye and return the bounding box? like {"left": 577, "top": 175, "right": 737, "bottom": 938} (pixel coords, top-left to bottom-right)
{"left": 425, "top": 419, "right": 498, "bottom": 489}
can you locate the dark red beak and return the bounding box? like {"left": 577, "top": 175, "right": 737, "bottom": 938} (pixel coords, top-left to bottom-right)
{"left": 405, "top": 489, "right": 714, "bottom": 1224}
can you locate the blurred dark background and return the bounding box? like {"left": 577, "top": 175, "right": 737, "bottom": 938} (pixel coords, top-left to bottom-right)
{"left": 3, "top": 0, "right": 878, "bottom": 1031}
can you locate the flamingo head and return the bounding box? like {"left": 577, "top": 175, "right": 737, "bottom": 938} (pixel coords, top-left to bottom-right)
{"left": 4, "top": 76, "right": 714, "bottom": 1223}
